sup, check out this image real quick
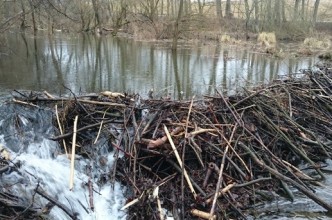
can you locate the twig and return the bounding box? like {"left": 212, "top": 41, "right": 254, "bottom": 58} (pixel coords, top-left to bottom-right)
{"left": 208, "top": 145, "right": 229, "bottom": 216}
{"left": 43, "top": 91, "right": 55, "bottom": 99}
{"left": 55, "top": 105, "right": 68, "bottom": 156}
{"left": 191, "top": 209, "right": 216, "bottom": 220}
{"left": 164, "top": 125, "right": 197, "bottom": 199}
{"left": 50, "top": 119, "right": 121, "bottom": 141}
{"left": 185, "top": 97, "right": 194, "bottom": 138}
{"left": 239, "top": 142, "right": 332, "bottom": 212}
{"left": 93, "top": 108, "right": 108, "bottom": 144}
{"left": 206, "top": 183, "right": 235, "bottom": 204}
{"left": 87, "top": 166, "right": 94, "bottom": 211}
{"left": 35, "top": 187, "right": 77, "bottom": 220}
{"left": 69, "top": 115, "right": 78, "bottom": 191}
{"left": 12, "top": 98, "right": 38, "bottom": 107}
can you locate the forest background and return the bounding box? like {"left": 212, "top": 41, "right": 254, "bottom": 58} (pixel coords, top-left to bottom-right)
{"left": 0, "top": 0, "right": 331, "bottom": 50}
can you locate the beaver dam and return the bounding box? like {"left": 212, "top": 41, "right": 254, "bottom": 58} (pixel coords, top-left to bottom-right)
{"left": 1, "top": 63, "right": 332, "bottom": 219}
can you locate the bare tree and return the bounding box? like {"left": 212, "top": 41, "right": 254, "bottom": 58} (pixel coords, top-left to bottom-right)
{"left": 91, "top": 0, "right": 101, "bottom": 32}
{"left": 172, "top": 0, "right": 183, "bottom": 50}
{"left": 294, "top": 0, "right": 301, "bottom": 21}
{"left": 197, "top": 0, "right": 203, "bottom": 15}
{"left": 215, "top": 0, "right": 222, "bottom": 26}
{"left": 225, "top": 0, "right": 231, "bottom": 18}
{"left": 312, "top": 0, "right": 320, "bottom": 26}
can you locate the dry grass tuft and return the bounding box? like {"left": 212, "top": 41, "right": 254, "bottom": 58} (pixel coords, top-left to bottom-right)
{"left": 257, "top": 32, "right": 277, "bottom": 48}
{"left": 220, "top": 34, "right": 240, "bottom": 44}
{"left": 257, "top": 32, "right": 279, "bottom": 55}
{"left": 303, "top": 37, "right": 331, "bottom": 49}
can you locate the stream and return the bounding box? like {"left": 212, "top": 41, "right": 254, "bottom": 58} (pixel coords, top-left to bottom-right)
{"left": 0, "top": 32, "right": 331, "bottom": 219}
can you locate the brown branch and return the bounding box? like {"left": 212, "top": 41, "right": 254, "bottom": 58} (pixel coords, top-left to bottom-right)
{"left": 35, "top": 187, "right": 78, "bottom": 220}
{"left": 239, "top": 142, "right": 332, "bottom": 212}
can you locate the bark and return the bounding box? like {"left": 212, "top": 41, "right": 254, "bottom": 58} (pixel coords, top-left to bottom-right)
{"left": 244, "top": 0, "right": 250, "bottom": 21}
{"left": 197, "top": 0, "right": 203, "bottom": 15}
{"left": 215, "top": 0, "right": 222, "bottom": 26}
{"left": 172, "top": 0, "right": 183, "bottom": 50}
{"left": 166, "top": 0, "right": 170, "bottom": 16}
{"left": 20, "top": 0, "right": 26, "bottom": 30}
{"left": 266, "top": 0, "right": 272, "bottom": 24}
{"left": 301, "top": 0, "right": 305, "bottom": 20}
{"left": 91, "top": 0, "right": 101, "bottom": 32}
{"left": 28, "top": 0, "right": 37, "bottom": 33}
{"left": 281, "top": 0, "right": 286, "bottom": 22}
{"left": 225, "top": 0, "right": 231, "bottom": 18}
{"left": 253, "top": 0, "right": 259, "bottom": 32}
{"left": 244, "top": 0, "right": 251, "bottom": 37}
{"left": 294, "top": 0, "right": 300, "bottom": 21}
{"left": 312, "top": 0, "right": 320, "bottom": 26}
{"left": 274, "top": 0, "right": 281, "bottom": 26}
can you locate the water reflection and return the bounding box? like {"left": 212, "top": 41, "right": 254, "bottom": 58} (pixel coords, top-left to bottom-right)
{"left": 0, "top": 32, "right": 318, "bottom": 99}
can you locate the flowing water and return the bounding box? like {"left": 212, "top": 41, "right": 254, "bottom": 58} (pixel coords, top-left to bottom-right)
{"left": 0, "top": 103, "right": 126, "bottom": 219}
{"left": 0, "top": 32, "right": 331, "bottom": 219}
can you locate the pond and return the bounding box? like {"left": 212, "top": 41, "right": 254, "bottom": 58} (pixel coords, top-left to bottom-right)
{"left": 0, "top": 32, "right": 319, "bottom": 99}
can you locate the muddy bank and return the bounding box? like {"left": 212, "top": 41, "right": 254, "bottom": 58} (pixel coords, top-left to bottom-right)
{"left": 1, "top": 62, "right": 332, "bottom": 219}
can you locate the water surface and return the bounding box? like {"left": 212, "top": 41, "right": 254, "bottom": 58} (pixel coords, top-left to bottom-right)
{"left": 0, "top": 32, "right": 318, "bottom": 99}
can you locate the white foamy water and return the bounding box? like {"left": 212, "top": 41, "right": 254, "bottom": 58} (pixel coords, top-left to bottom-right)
{"left": 0, "top": 136, "right": 126, "bottom": 220}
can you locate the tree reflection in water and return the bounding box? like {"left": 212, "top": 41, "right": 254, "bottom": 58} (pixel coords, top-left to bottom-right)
{"left": 0, "top": 32, "right": 318, "bottom": 99}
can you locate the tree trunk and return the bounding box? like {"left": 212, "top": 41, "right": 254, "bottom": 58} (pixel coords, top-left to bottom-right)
{"left": 274, "top": 0, "right": 281, "bottom": 26}
{"left": 301, "top": 0, "right": 305, "bottom": 20}
{"left": 172, "top": 0, "right": 183, "bottom": 50}
{"left": 266, "top": 0, "right": 272, "bottom": 25}
{"left": 91, "top": 0, "right": 101, "bottom": 32}
{"left": 244, "top": 0, "right": 250, "bottom": 38}
{"left": 294, "top": 0, "right": 300, "bottom": 21}
{"left": 20, "top": 0, "right": 26, "bottom": 30}
{"left": 244, "top": 0, "right": 250, "bottom": 21}
{"left": 215, "top": 0, "right": 222, "bottom": 26}
{"left": 167, "top": 0, "right": 170, "bottom": 16}
{"left": 312, "top": 0, "right": 320, "bottom": 27}
{"left": 225, "top": 0, "right": 231, "bottom": 18}
{"left": 29, "top": 0, "right": 37, "bottom": 33}
{"left": 281, "top": 0, "right": 286, "bottom": 22}
{"left": 186, "top": 0, "right": 191, "bottom": 15}
{"left": 253, "top": 0, "right": 259, "bottom": 32}
{"left": 197, "top": 0, "right": 203, "bottom": 15}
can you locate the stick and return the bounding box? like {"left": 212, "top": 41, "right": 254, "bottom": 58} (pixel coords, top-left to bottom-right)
{"left": 12, "top": 98, "right": 38, "bottom": 107}
{"left": 206, "top": 183, "right": 235, "bottom": 204}
{"left": 209, "top": 144, "right": 229, "bottom": 216}
{"left": 164, "top": 125, "right": 197, "bottom": 199}
{"left": 185, "top": 97, "right": 194, "bottom": 138}
{"left": 77, "top": 99, "right": 126, "bottom": 107}
{"left": 94, "top": 109, "right": 108, "bottom": 144}
{"left": 35, "top": 187, "right": 77, "bottom": 220}
{"left": 209, "top": 123, "right": 238, "bottom": 217}
{"left": 50, "top": 119, "right": 121, "bottom": 141}
{"left": 69, "top": 115, "right": 78, "bottom": 191}
{"left": 153, "top": 186, "right": 164, "bottom": 220}
{"left": 87, "top": 166, "right": 94, "bottom": 211}
{"left": 43, "top": 90, "right": 55, "bottom": 99}
{"left": 55, "top": 105, "right": 68, "bottom": 156}
{"left": 239, "top": 142, "right": 332, "bottom": 212}
{"left": 191, "top": 209, "right": 216, "bottom": 220}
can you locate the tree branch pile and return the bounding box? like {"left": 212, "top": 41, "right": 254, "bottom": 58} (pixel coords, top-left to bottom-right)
{"left": 8, "top": 63, "right": 332, "bottom": 219}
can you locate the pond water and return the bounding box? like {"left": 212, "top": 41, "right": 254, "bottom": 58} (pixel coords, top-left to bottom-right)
{"left": 0, "top": 32, "right": 319, "bottom": 99}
